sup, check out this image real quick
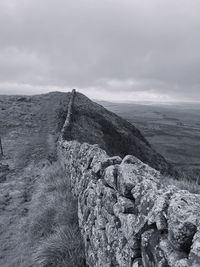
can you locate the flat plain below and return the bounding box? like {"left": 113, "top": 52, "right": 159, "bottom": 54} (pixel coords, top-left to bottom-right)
{"left": 97, "top": 100, "right": 200, "bottom": 174}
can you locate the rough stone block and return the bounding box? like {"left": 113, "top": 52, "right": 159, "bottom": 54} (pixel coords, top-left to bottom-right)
{"left": 168, "top": 191, "right": 200, "bottom": 252}
{"left": 104, "top": 164, "right": 119, "bottom": 190}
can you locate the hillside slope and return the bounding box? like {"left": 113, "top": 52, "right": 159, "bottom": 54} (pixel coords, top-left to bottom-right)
{"left": 0, "top": 92, "right": 72, "bottom": 266}
{"left": 63, "top": 92, "right": 174, "bottom": 175}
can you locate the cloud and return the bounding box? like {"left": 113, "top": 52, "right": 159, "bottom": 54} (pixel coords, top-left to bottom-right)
{"left": 0, "top": 0, "right": 200, "bottom": 101}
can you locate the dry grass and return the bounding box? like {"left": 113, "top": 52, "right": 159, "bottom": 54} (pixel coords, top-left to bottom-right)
{"left": 29, "top": 162, "right": 86, "bottom": 267}
{"left": 161, "top": 169, "right": 200, "bottom": 194}
{"left": 34, "top": 226, "right": 84, "bottom": 267}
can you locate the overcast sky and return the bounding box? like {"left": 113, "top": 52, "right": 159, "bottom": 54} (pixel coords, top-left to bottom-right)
{"left": 0, "top": 0, "right": 200, "bottom": 102}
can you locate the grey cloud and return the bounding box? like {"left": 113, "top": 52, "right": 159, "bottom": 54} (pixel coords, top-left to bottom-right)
{"left": 0, "top": 0, "right": 200, "bottom": 101}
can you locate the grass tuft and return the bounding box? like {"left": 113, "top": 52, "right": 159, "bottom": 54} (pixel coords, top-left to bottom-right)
{"left": 34, "top": 226, "right": 85, "bottom": 267}
{"left": 161, "top": 171, "right": 200, "bottom": 194}
{"left": 29, "top": 161, "right": 86, "bottom": 267}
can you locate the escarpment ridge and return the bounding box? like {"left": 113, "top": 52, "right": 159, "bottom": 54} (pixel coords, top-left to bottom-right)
{"left": 58, "top": 90, "right": 200, "bottom": 267}
{"left": 61, "top": 90, "right": 175, "bottom": 175}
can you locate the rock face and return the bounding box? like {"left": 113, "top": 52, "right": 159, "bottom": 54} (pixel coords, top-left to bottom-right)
{"left": 58, "top": 140, "right": 200, "bottom": 267}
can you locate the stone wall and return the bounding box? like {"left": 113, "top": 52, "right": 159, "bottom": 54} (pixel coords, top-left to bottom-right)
{"left": 61, "top": 88, "right": 76, "bottom": 140}
{"left": 57, "top": 90, "right": 200, "bottom": 267}
{"left": 58, "top": 139, "right": 200, "bottom": 267}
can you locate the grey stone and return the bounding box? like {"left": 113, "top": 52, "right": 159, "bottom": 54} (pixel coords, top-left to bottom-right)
{"left": 189, "top": 228, "right": 200, "bottom": 266}
{"left": 104, "top": 164, "right": 119, "bottom": 190}
{"left": 113, "top": 196, "right": 135, "bottom": 216}
{"left": 168, "top": 191, "right": 200, "bottom": 252}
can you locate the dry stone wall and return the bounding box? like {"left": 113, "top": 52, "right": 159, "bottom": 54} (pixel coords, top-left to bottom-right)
{"left": 58, "top": 140, "right": 200, "bottom": 267}
{"left": 61, "top": 88, "right": 76, "bottom": 139}
{"left": 58, "top": 90, "right": 200, "bottom": 267}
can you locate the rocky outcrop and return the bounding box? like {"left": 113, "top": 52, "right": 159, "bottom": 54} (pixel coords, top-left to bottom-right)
{"left": 57, "top": 90, "right": 200, "bottom": 266}
{"left": 58, "top": 140, "right": 200, "bottom": 267}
